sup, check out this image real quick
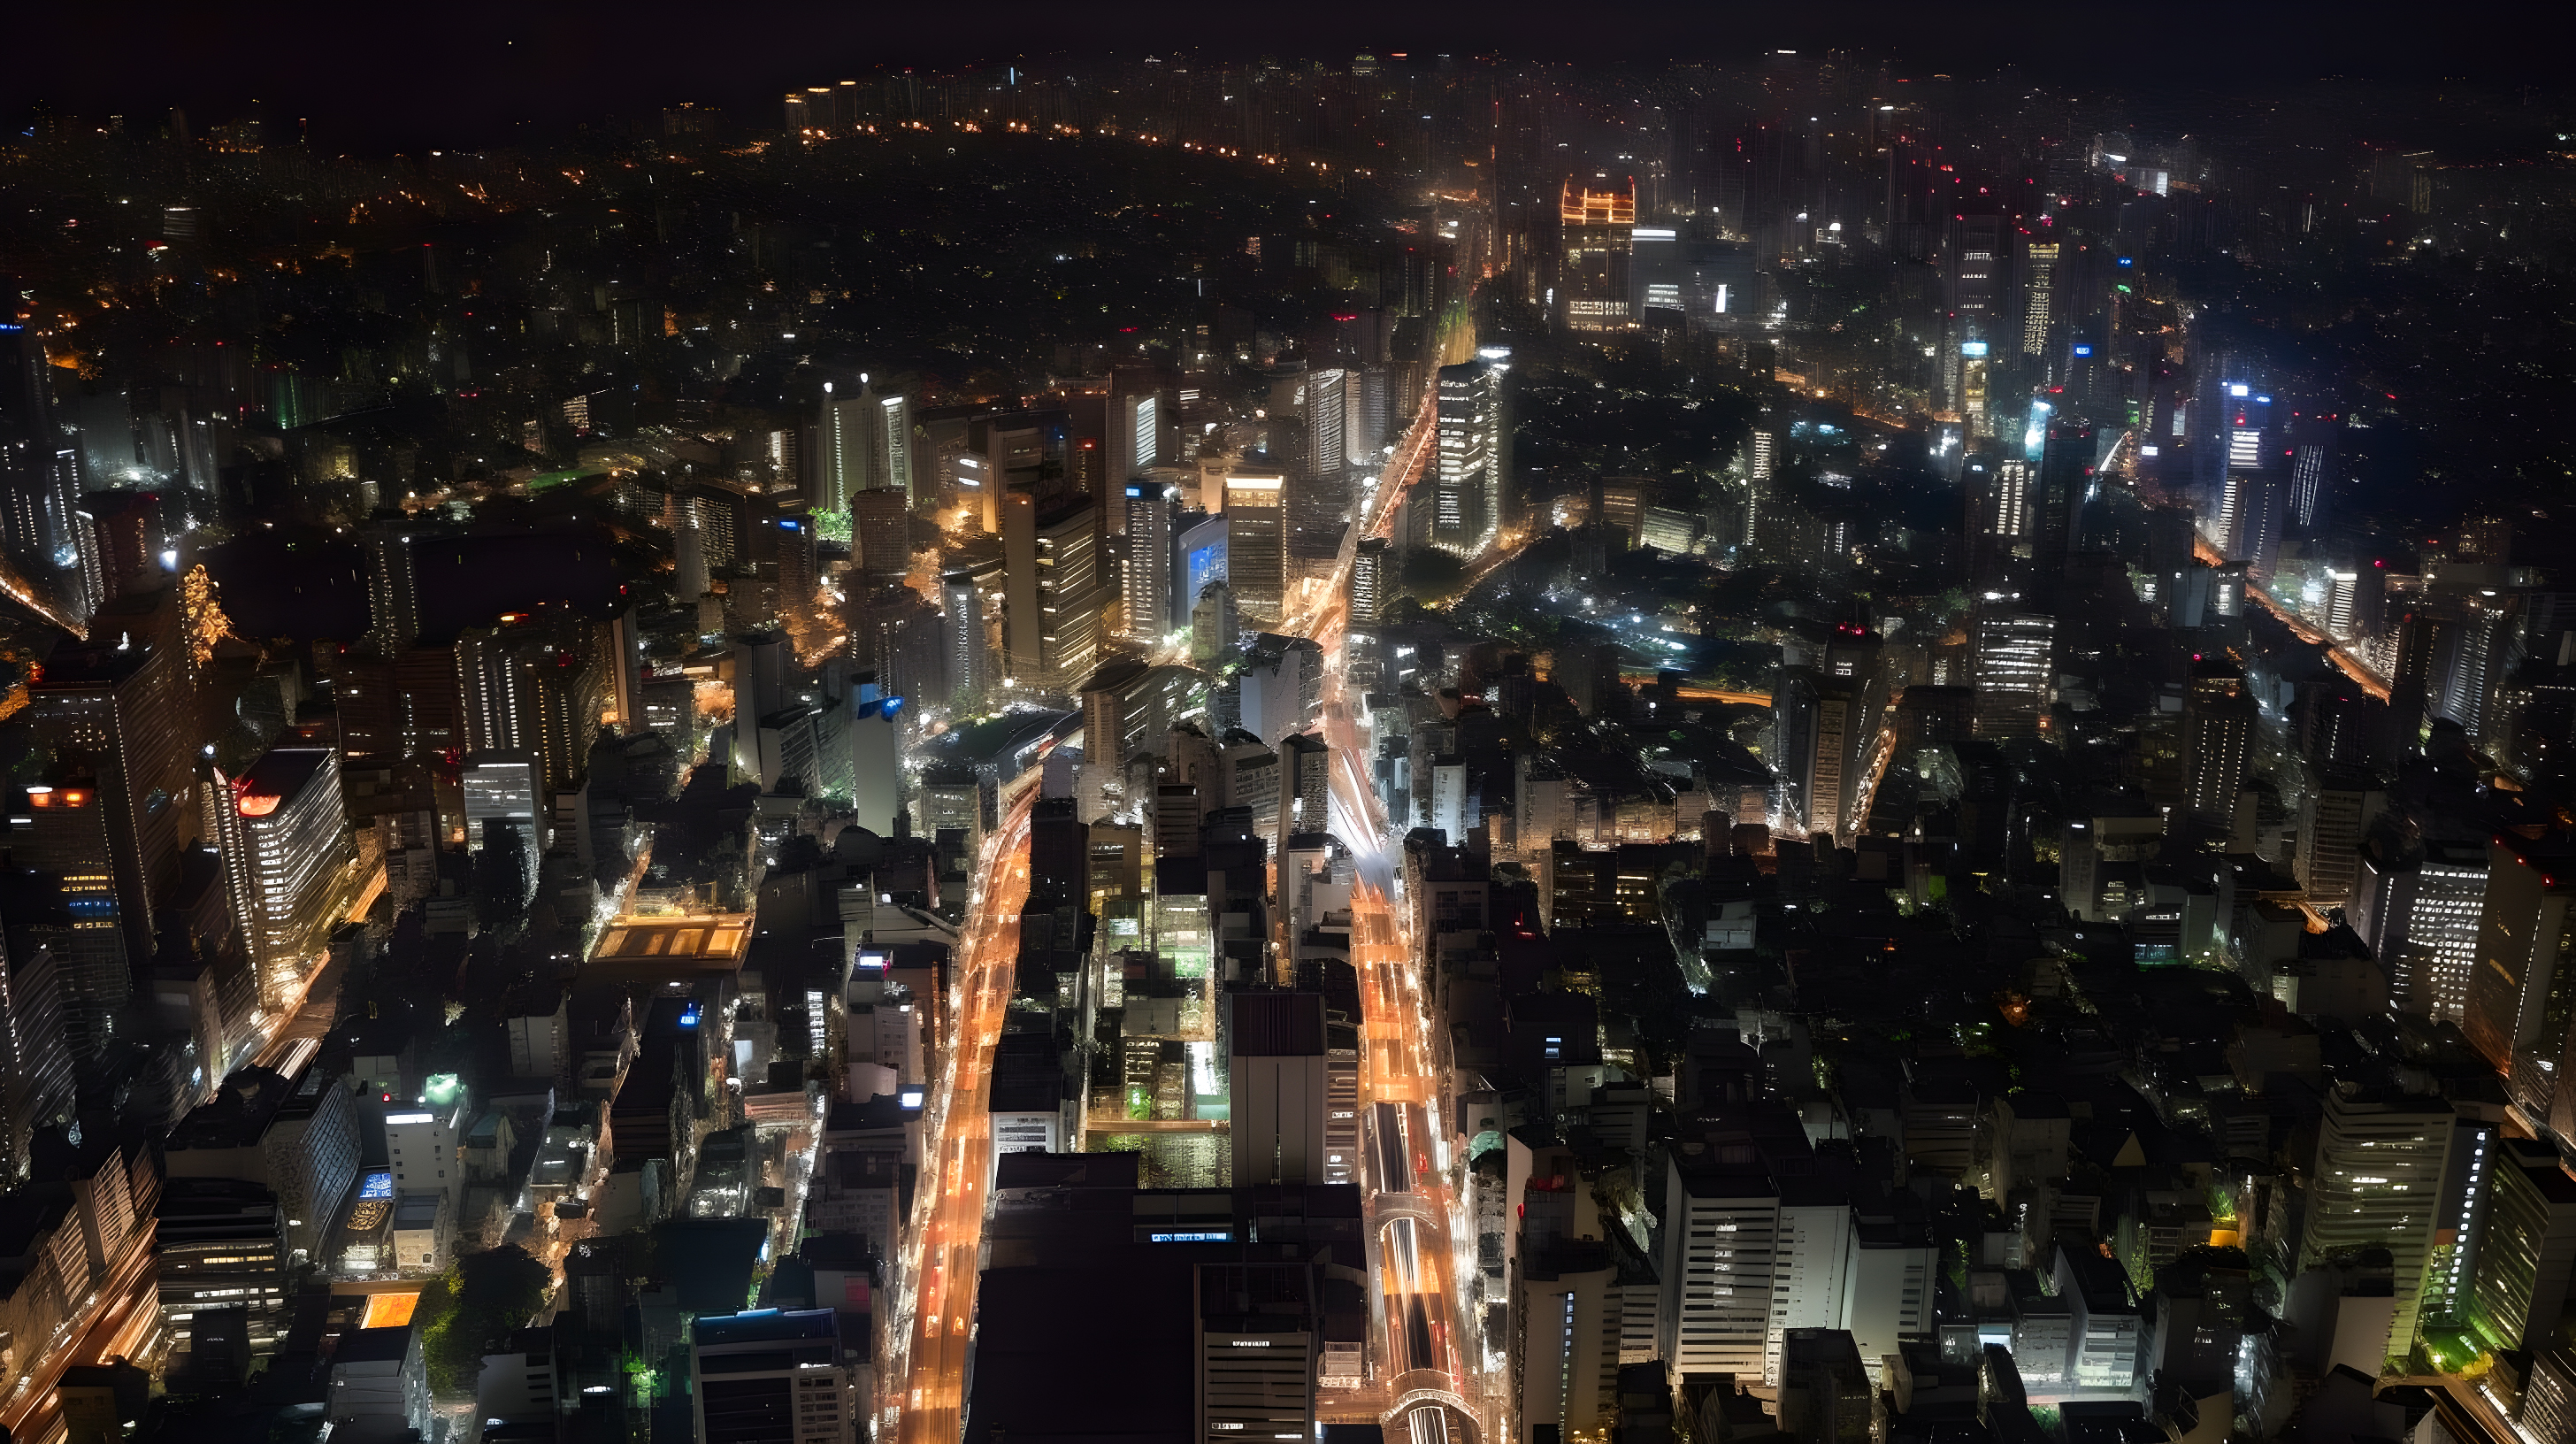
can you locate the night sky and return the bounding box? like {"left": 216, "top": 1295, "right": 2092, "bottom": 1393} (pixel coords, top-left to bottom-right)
{"left": 20, "top": 1, "right": 2550, "bottom": 153}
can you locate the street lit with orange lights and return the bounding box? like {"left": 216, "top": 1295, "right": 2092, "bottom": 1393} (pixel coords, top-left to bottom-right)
{"left": 1287, "top": 310, "right": 1491, "bottom": 1439}
{"left": 885, "top": 788, "right": 1035, "bottom": 1444}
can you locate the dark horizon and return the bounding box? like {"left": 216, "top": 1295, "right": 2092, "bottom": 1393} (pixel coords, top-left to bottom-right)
{"left": 19, "top": 0, "right": 2566, "bottom": 152}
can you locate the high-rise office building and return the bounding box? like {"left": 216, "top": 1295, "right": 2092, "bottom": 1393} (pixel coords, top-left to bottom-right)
{"left": 942, "top": 560, "right": 1000, "bottom": 713}
{"left": 2295, "top": 765, "right": 2387, "bottom": 910}
{"left": 1081, "top": 661, "right": 1204, "bottom": 771}
{"left": 1514, "top": 1238, "right": 1622, "bottom": 1440}
{"left": 1972, "top": 458, "right": 2030, "bottom": 572}
{"left": 1177, "top": 512, "right": 1228, "bottom": 632}
{"left": 0, "top": 323, "right": 82, "bottom": 611}
{"left": 1002, "top": 494, "right": 1102, "bottom": 694}
{"left": 2296, "top": 1084, "right": 2468, "bottom": 1365}
{"left": 2181, "top": 661, "right": 2258, "bottom": 824}
{"left": 1660, "top": 1155, "right": 1779, "bottom": 1379}
{"left": 2322, "top": 565, "right": 2387, "bottom": 642}
{"left": 2469, "top": 1137, "right": 2576, "bottom": 1354}
{"left": 729, "top": 629, "right": 792, "bottom": 785}
{"left": 1350, "top": 537, "right": 1389, "bottom": 633}
{"left": 817, "top": 378, "right": 914, "bottom": 515}
{"left": 209, "top": 748, "right": 352, "bottom": 1010}
{"left": 2290, "top": 442, "right": 2331, "bottom": 532}
{"left": 1122, "top": 482, "right": 1175, "bottom": 643}
{"left": 384, "top": 1096, "right": 466, "bottom": 1214}
{"left": 1196, "top": 1262, "right": 1320, "bottom": 1444}
{"left": 1230, "top": 992, "right": 1329, "bottom": 1187}
{"left": 27, "top": 614, "right": 194, "bottom": 972}
{"left": 848, "top": 488, "right": 912, "bottom": 589}
{"left": 2219, "top": 469, "right": 2288, "bottom": 585}
{"left": 457, "top": 610, "right": 603, "bottom": 794}
{"left": 1109, "top": 376, "right": 1162, "bottom": 488}
{"left": 689, "top": 1309, "right": 857, "bottom": 1444}
{"left": 0, "top": 935, "right": 76, "bottom": 1184}
{"left": 849, "top": 697, "right": 902, "bottom": 838}
{"left": 461, "top": 751, "right": 540, "bottom": 860}
{"left": 1778, "top": 1329, "right": 1874, "bottom": 1444}
{"left": 2020, "top": 237, "right": 2061, "bottom": 357}
{"left": 1192, "top": 581, "right": 1239, "bottom": 664}
{"left": 1972, "top": 612, "right": 2053, "bottom": 738}
{"left": 1433, "top": 358, "right": 1501, "bottom": 556}
{"left": 1560, "top": 177, "right": 1637, "bottom": 332}
{"left": 1771, "top": 670, "right": 1855, "bottom": 839}
{"left": 1221, "top": 472, "right": 1285, "bottom": 620}
{"left": 18, "top": 771, "right": 134, "bottom": 1068}
{"left": 154, "top": 1177, "right": 288, "bottom": 1362}
{"left": 2452, "top": 835, "right": 2576, "bottom": 1118}
{"left": 359, "top": 518, "right": 430, "bottom": 653}
{"left": 1270, "top": 366, "right": 1349, "bottom": 564}
{"left": 1282, "top": 733, "right": 1330, "bottom": 836}
{"left": 2031, "top": 425, "right": 2096, "bottom": 594}
{"left": 2351, "top": 838, "right": 2489, "bottom": 1022}
{"left": 957, "top": 410, "right": 1071, "bottom": 534}
{"left": 2518, "top": 1348, "right": 2576, "bottom": 1444}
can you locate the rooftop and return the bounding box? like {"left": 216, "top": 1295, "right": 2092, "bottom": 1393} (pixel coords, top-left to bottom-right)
{"left": 593, "top": 915, "right": 752, "bottom": 972}
{"left": 230, "top": 747, "right": 335, "bottom": 813}
{"left": 331, "top": 1324, "right": 417, "bottom": 1367}
{"left": 690, "top": 1308, "right": 838, "bottom": 1348}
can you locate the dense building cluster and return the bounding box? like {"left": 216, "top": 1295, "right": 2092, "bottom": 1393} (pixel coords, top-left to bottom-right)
{"left": 3, "top": 42, "right": 2576, "bottom": 1444}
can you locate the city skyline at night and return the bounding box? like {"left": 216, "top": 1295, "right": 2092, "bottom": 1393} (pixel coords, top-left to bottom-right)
{"left": 4, "top": 19, "right": 2576, "bottom": 1444}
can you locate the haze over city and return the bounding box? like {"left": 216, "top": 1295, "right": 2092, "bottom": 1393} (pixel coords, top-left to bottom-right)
{"left": 3, "top": 13, "right": 2575, "bottom": 1444}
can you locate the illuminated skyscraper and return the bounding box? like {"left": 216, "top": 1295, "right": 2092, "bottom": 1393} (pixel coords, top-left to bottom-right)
{"left": 2020, "top": 235, "right": 2061, "bottom": 357}
{"left": 2322, "top": 565, "right": 2387, "bottom": 642}
{"left": 2219, "top": 469, "right": 2288, "bottom": 584}
{"left": 456, "top": 610, "right": 603, "bottom": 794}
{"left": 1972, "top": 612, "right": 2053, "bottom": 738}
{"left": 818, "top": 377, "right": 915, "bottom": 514}
{"left": 2352, "top": 838, "right": 2488, "bottom": 1023}
{"left": 461, "top": 752, "right": 539, "bottom": 915}
{"left": 1222, "top": 472, "right": 1285, "bottom": 620}
{"left": 1002, "top": 494, "right": 1101, "bottom": 693}
{"left": 0, "top": 934, "right": 75, "bottom": 1183}
{"left": 2464, "top": 839, "right": 2576, "bottom": 1109}
{"left": 2290, "top": 443, "right": 2331, "bottom": 531}
{"left": 1271, "top": 366, "right": 1350, "bottom": 562}
{"left": 2181, "top": 660, "right": 2258, "bottom": 824}
{"left": 1959, "top": 336, "right": 1994, "bottom": 438}
{"left": 2296, "top": 1083, "right": 2470, "bottom": 1365}
{"left": 958, "top": 411, "right": 1071, "bottom": 534}
{"left": 27, "top": 611, "right": 194, "bottom": 972}
{"left": 1770, "top": 669, "right": 1855, "bottom": 839}
{"left": 0, "top": 322, "right": 82, "bottom": 611}
{"left": 1434, "top": 358, "right": 1500, "bottom": 555}
{"left": 1350, "top": 537, "right": 1389, "bottom": 632}
{"left": 1559, "top": 177, "right": 1637, "bottom": 332}
{"left": 2293, "top": 764, "right": 2386, "bottom": 910}
{"left": 1109, "top": 377, "right": 1162, "bottom": 488}
{"left": 209, "top": 747, "right": 353, "bottom": 1010}
{"left": 17, "top": 771, "right": 134, "bottom": 1068}
{"left": 2467, "top": 1137, "right": 2576, "bottom": 1354}
{"left": 360, "top": 517, "right": 444, "bottom": 653}
{"left": 1121, "top": 482, "right": 1175, "bottom": 643}
{"left": 940, "top": 564, "right": 997, "bottom": 713}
